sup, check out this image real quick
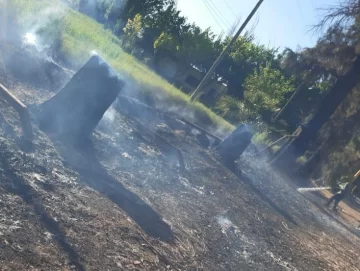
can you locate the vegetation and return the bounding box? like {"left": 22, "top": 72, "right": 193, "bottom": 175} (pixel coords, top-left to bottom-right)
{"left": 243, "top": 63, "right": 295, "bottom": 120}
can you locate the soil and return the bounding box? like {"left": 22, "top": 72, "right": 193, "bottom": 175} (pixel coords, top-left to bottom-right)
{"left": 0, "top": 48, "right": 359, "bottom": 270}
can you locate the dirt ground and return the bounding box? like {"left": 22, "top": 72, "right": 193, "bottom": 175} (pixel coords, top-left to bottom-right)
{"left": 319, "top": 190, "right": 360, "bottom": 229}
{"left": 0, "top": 55, "right": 360, "bottom": 270}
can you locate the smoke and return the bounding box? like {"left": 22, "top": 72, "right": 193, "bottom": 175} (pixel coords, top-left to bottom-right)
{"left": 166, "top": 104, "right": 196, "bottom": 121}
{"left": 20, "top": 6, "right": 65, "bottom": 52}
{"left": 103, "top": 107, "right": 116, "bottom": 123}
{"left": 23, "top": 32, "right": 37, "bottom": 45}
{"left": 90, "top": 52, "right": 121, "bottom": 79}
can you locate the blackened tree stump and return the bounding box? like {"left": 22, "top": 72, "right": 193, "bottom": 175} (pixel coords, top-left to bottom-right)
{"left": 39, "top": 55, "right": 123, "bottom": 140}
{"left": 216, "top": 124, "right": 253, "bottom": 165}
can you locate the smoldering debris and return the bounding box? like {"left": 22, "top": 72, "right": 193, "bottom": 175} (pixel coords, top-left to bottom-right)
{"left": 216, "top": 215, "right": 240, "bottom": 236}
{"left": 2, "top": 34, "right": 73, "bottom": 89}
{"left": 123, "top": 114, "right": 186, "bottom": 169}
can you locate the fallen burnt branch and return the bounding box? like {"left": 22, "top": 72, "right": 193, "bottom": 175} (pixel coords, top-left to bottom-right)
{"left": 121, "top": 112, "right": 185, "bottom": 170}
{"left": 115, "top": 96, "right": 224, "bottom": 148}
{"left": 0, "top": 82, "right": 33, "bottom": 140}
{"left": 178, "top": 117, "right": 223, "bottom": 148}
{"left": 268, "top": 127, "right": 303, "bottom": 166}
{"left": 253, "top": 134, "right": 298, "bottom": 157}
{"left": 116, "top": 95, "right": 160, "bottom": 123}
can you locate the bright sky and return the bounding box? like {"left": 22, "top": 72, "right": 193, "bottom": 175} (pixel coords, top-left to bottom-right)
{"left": 177, "top": 0, "right": 340, "bottom": 50}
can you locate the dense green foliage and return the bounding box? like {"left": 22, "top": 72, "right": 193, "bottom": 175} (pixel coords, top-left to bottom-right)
{"left": 243, "top": 64, "right": 295, "bottom": 119}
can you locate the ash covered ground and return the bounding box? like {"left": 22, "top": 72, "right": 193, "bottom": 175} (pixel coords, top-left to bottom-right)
{"left": 0, "top": 52, "right": 359, "bottom": 271}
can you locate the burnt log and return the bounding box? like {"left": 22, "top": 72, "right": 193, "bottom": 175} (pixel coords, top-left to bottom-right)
{"left": 196, "top": 132, "right": 210, "bottom": 149}
{"left": 38, "top": 55, "right": 123, "bottom": 140}
{"left": 178, "top": 117, "right": 224, "bottom": 146}
{"left": 216, "top": 124, "right": 253, "bottom": 165}
{"left": 0, "top": 83, "right": 33, "bottom": 140}
{"left": 116, "top": 95, "right": 159, "bottom": 123}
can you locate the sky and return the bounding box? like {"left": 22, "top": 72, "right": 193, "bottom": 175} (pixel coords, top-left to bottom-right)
{"left": 177, "top": 0, "right": 340, "bottom": 50}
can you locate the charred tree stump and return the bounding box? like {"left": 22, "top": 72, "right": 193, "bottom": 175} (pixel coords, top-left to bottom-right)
{"left": 216, "top": 124, "right": 253, "bottom": 166}
{"left": 38, "top": 55, "right": 123, "bottom": 141}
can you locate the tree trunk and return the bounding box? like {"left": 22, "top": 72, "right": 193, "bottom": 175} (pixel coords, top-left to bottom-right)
{"left": 275, "top": 56, "right": 360, "bottom": 166}
{"left": 38, "top": 55, "right": 123, "bottom": 141}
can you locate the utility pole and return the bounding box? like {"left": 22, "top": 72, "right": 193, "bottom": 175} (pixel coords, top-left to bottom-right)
{"left": 272, "top": 84, "right": 303, "bottom": 122}
{"left": 190, "top": 0, "right": 265, "bottom": 101}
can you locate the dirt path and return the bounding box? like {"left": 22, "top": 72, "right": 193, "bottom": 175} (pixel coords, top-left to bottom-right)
{"left": 0, "top": 71, "right": 359, "bottom": 270}
{"left": 316, "top": 190, "right": 360, "bottom": 229}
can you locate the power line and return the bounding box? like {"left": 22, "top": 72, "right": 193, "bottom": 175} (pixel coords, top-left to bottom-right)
{"left": 204, "top": 0, "right": 230, "bottom": 30}
{"left": 296, "top": 0, "right": 305, "bottom": 21}
{"left": 207, "top": 0, "right": 232, "bottom": 28}
{"left": 202, "top": 0, "right": 228, "bottom": 31}
{"left": 223, "top": 0, "right": 238, "bottom": 18}
{"left": 206, "top": 0, "right": 243, "bottom": 38}
{"left": 190, "top": 0, "right": 265, "bottom": 101}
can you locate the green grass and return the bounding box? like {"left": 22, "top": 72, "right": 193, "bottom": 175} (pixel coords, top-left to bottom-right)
{"left": 11, "top": 0, "right": 234, "bottom": 133}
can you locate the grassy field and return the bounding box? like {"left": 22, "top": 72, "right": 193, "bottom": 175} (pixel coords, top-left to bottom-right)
{"left": 10, "top": 0, "right": 234, "bottom": 133}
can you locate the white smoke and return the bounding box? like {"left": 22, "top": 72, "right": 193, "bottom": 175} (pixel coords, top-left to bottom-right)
{"left": 23, "top": 32, "right": 36, "bottom": 45}
{"left": 16, "top": 6, "right": 66, "bottom": 55}
{"left": 103, "top": 107, "right": 116, "bottom": 123}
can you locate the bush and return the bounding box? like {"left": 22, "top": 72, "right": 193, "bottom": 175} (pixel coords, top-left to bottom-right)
{"left": 215, "top": 95, "right": 256, "bottom": 124}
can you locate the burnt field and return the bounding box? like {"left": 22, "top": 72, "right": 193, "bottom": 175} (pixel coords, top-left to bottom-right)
{"left": 0, "top": 53, "right": 359, "bottom": 270}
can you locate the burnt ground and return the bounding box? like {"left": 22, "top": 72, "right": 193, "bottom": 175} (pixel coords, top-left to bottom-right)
{"left": 0, "top": 65, "right": 359, "bottom": 270}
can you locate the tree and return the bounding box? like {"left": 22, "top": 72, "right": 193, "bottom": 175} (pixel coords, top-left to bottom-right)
{"left": 215, "top": 95, "right": 255, "bottom": 124}
{"left": 153, "top": 25, "right": 220, "bottom": 74}
{"left": 141, "top": 0, "right": 189, "bottom": 53}
{"left": 273, "top": 0, "right": 360, "bottom": 166}
{"left": 153, "top": 31, "right": 178, "bottom": 52}
{"left": 215, "top": 64, "right": 295, "bottom": 124}
{"left": 81, "top": 0, "right": 171, "bottom": 35}
{"left": 243, "top": 63, "right": 295, "bottom": 121}
{"left": 122, "top": 13, "right": 143, "bottom": 50}
{"left": 315, "top": 0, "right": 360, "bottom": 30}
{"left": 178, "top": 26, "right": 219, "bottom": 71}
{"left": 215, "top": 35, "right": 279, "bottom": 99}
{"left": 122, "top": 0, "right": 170, "bottom": 20}
{"left": 277, "top": 56, "right": 360, "bottom": 165}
